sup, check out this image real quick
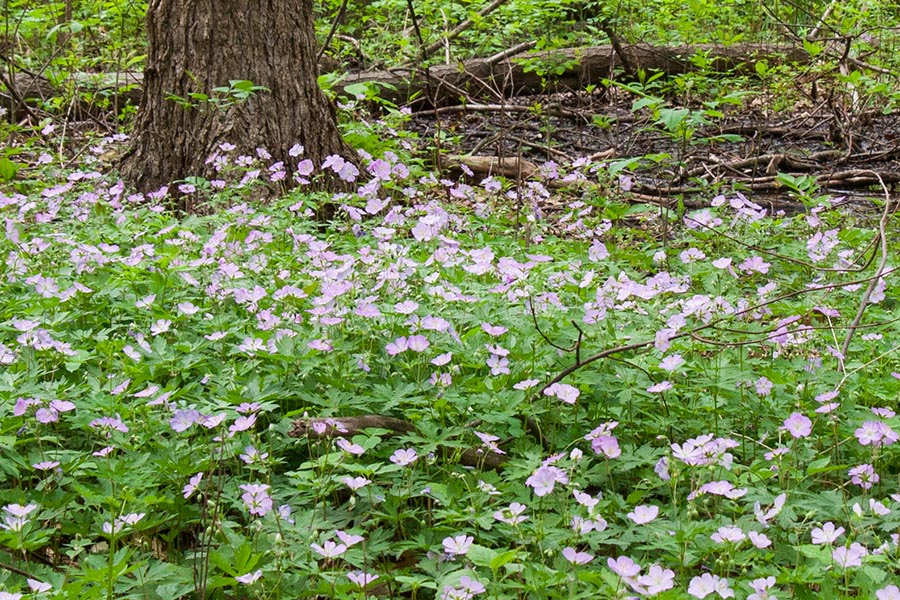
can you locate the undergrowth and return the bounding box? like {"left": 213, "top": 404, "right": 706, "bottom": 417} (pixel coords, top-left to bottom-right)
{"left": 1, "top": 108, "right": 900, "bottom": 599}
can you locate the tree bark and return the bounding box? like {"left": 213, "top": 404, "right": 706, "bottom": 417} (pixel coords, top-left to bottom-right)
{"left": 119, "top": 0, "right": 354, "bottom": 195}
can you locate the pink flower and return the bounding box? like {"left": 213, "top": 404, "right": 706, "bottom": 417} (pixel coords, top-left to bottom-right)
{"left": 442, "top": 534, "right": 473, "bottom": 556}
{"left": 562, "top": 547, "right": 593, "bottom": 565}
{"left": 183, "top": 473, "right": 203, "bottom": 499}
{"left": 659, "top": 354, "right": 684, "bottom": 372}
{"left": 848, "top": 464, "right": 878, "bottom": 489}
{"left": 748, "top": 531, "right": 772, "bottom": 548}
{"left": 494, "top": 502, "right": 528, "bottom": 525}
{"left": 386, "top": 336, "right": 409, "bottom": 355}
{"left": 342, "top": 476, "right": 370, "bottom": 490}
{"left": 405, "top": 334, "right": 430, "bottom": 354}
{"left": 710, "top": 526, "right": 746, "bottom": 544}
{"left": 637, "top": 564, "right": 675, "bottom": 595}
{"left": 544, "top": 382, "right": 580, "bottom": 404}
{"left": 235, "top": 569, "right": 262, "bottom": 584}
{"left": 525, "top": 465, "right": 568, "bottom": 496}
{"left": 877, "top": 585, "right": 900, "bottom": 600}
{"left": 481, "top": 323, "right": 508, "bottom": 336}
{"left": 347, "top": 571, "right": 379, "bottom": 587}
{"left": 390, "top": 448, "right": 418, "bottom": 466}
{"left": 627, "top": 504, "right": 659, "bottom": 524}
{"left": 607, "top": 556, "right": 640, "bottom": 578}
{"left": 782, "top": 412, "right": 812, "bottom": 438}
{"left": 688, "top": 573, "right": 734, "bottom": 598}
{"left": 832, "top": 542, "right": 867, "bottom": 568}
{"left": 240, "top": 483, "right": 272, "bottom": 516}
{"left": 647, "top": 381, "right": 672, "bottom": 393}
{"left": 336, "top": 438, "right": 365, "bottom": 456}
{"left": 811, "top": 522, "right": 845, "bottom": 545}
{"left": 311, "top": 540, "right": 347, "bottom": 558}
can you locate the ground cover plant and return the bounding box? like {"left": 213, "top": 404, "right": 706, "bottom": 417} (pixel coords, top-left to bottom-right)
{"left": 2, "top": 102, "right": 900, "bottom": 600}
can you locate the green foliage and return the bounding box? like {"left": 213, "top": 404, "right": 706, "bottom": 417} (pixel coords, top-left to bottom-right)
{"left": 2, "top": 122, "right": 900, "bottom": 598}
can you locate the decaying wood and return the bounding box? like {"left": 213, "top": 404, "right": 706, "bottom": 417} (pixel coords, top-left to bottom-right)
{"left": 289, "top": 415, "right": 508, "bottom": 470}
{"left": 1, "top": 43, "right": 809, "bottom": 120}
{"left": 345, "top": 43, "right": 809, "bottom": 107}
{"left": 443, "top": 154, "right": 540, "bottom": 179}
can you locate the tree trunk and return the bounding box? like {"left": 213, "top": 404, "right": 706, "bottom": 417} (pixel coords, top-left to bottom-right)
{"left": 120, "top": 0, "right": 354, "bottom": 196}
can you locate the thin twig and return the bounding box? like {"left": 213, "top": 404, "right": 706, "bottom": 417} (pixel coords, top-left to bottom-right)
{"left": 839, "top": 171, "right": 892, "bottom": 362}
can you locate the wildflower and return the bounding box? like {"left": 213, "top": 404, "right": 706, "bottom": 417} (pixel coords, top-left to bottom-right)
{"left": 494, "top": 502, "right": 528, "bottom": 525}
{"left": 406, "top": 335, "right": 430, "bottom": 352}
{"left": 637, "top": 564, "right": 675, "bottom": 595}
{"left": 474, "top": 431, "right": 505, "bottom": 455}
{"left": 748, "top": 531, "right": 772, "bottom": 548}
{"left": 441, "top": 576, "right": 485, "bottom": 599}
{"left": 239, "top": 445, "right": 269, "bottom": 464}
{"left": 710, "top": 526, "right": 746, "bottom": 544}
{"left": 311, "top": 540, "right": 347, "bottom": 558}
{"left": 782, "top": 412, "right": 812, "bottom": 438}
{"left": 659, "top": 354, "right": 684, "bottom": 372}
{"left": 386, "top": 336, "right": 409, "bottom": 355}
{"left": 442, "top": 534, "right": 474, "bottom": 556}
{"left": 877, "top": 585, "right": 900, "bottom": 600}
{"left": 544, "top": 382, "right": 579, "bottom": 404}
{"left": 342, "top": 476, "right": 370, "bottom": 490}
{"left": 627, "top": 505, "right": 659, "bottom": 524}
{"left": 481, "top": 323, "right": 508, "bottom": 336}
{"left": 1, "top": 504, "right": 38, "bottom": 533}
{"left": 747, "top": 577, "right": 776, "bottom": 600}
{"left": 525, "top": 465, "right": 568, "bottom": 496}
{"left": 832, "top": 542, "right": 867, "bottom": 568}
{"left": 183, "top": 473, "right": 203, "bottom": 499}
{"left": 754, "top": 492, "right": 787, "bottom": 526}
{"left": 688, "top": 573, "right": 734, "bottom": 598}
{"left": 754, "top": 376, "right": 773, "bottom": 396}
{"left": 235, "top": 570, "right": 262, "bottom": 584}
{"left": 150, "top": 319, "right": 171, "bottom": 336}
{"left": 170, "top": 409, "right": 201, "bottom": 432}
{"left": 229, "top": 413, "right": 257, "bottom": 433}
{"left": 335, "top": 530, "right": 364, "bottom": 546}
{"left": 514, "top": 379, "right": 539, "bottom": 390}
{"left": 336, "top": 438, "right": 365, "bottom": 456}
{"left": 486, "top": 354, "right": 510, "bottom": 375}
{"left": 848, "top": 463, "right": 879, "bottom": 489}
{"left": 855, "top": 421, "right": 899, "bottom": 447}
{"left": 573, "top": 489, "right": 600, "bottom": 510}
{"left": 27, "top": 579, "right": 51, "bottom": 593}
{"left": 811, "top": 522, "right": 845, "bottom": 545}
{"left": 607, "top": 556, "right": 640, "bottom": 579}
{"left": 647, "top": 381, "right": 672, "bottom": 393}
{"left": 589, "top": 435, "right": 621, "bottom": 461}
{"left": 562, "top": 547, "right": 593, "bottom": 565}
{"left": 240, "top": 483, "right": 273, "bottom": 516}
{"left": 89, "top": 414, "right": 129, "bottom": 435}
{"left": 390, "top": 448, "right": 418, "bottom": 466}
{"left": 32, "top": 461, "right": 60, "bottom": 471}
{"left": 347, "top": 571, "right": 379, "bottom": 587}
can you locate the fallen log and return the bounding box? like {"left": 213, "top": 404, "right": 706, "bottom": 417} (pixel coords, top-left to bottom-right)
{"left": 343, "top": 43, "right": 809, "bottom": 107}
{"left": 1, "top": 43, "right": 808, "bottom": 120}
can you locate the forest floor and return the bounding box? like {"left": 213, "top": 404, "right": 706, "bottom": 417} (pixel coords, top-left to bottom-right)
{"left": 407, "top": 86, "right": 900, "bottom": 214}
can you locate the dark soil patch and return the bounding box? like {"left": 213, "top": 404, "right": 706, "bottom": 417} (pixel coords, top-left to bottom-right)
{"left": 408, "top": 87, "right": 900, "bottom": 213}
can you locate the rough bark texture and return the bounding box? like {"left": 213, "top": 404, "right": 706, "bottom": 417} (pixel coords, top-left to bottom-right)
{"left": 119, "top": 0, "right": 354, "bottom": 194}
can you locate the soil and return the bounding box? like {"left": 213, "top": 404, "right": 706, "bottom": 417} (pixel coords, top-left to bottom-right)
{"left": 407, "top": 86, "right": 900, "bottom": 213}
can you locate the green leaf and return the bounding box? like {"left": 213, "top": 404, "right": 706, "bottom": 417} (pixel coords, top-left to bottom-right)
{"left": 0, "top": 157, "right": 20, "bottom": 181}
{"left": 806, "top": 457, "right": 831, "bottom": 475}
{"left": 466, "top": 544, "right": 497, "bottom": 568}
